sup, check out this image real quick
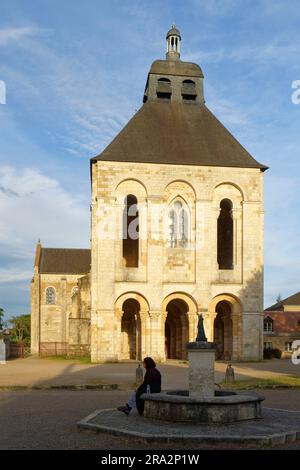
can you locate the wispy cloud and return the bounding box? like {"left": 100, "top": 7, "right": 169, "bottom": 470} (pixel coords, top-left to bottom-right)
{"left": 185, "top": 41, "right": 300, "bottom": 66}
{"left": 0, "top": 165, "right": 89, "bottom": 262}
{"left": 0, "top": 269, "right": 33, "bottom": 284}
{"left": 0, "top": 26, "right": 48, "bottom": 46}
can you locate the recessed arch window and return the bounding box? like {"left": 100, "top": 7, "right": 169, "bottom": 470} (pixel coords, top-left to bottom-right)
{"left": 123, "top": 194, "right": 139, "bottom": 267}
{"left": 217, "top": 198, "right": 233, "bottom": 269}
{"left": 182, "top": 79, "right": 197, "bottom": 101}
{"left": 168, "top": 200, "right": 189, "bottom": 248}
{"left": 46, "top": 287, "right": 56, "bottom": 305}
{"left": 157, "top": 77, "right": 171, "bottom": 100}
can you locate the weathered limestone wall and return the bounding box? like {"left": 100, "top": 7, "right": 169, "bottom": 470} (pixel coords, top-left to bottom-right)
{"left": 68, "top": 274, "right": 91, "bottom": 356}
{"left": 31, "top": 273, "right": 86, "bottom": 355}
{"left": 90, "top": 160, "right": 264, "bottom": 362}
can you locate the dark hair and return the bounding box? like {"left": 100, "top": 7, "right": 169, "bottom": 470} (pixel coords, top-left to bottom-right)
{"left": 143, "top": 357, "right": 156, "bottom": 369}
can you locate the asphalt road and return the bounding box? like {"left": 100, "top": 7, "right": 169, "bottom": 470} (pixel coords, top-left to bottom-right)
{"left": 1, "top": 389, "right": 300, "bottom": 450}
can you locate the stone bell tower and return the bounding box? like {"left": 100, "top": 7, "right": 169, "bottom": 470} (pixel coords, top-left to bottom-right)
{"left": 89, "top": 26, "right": 267, "bottom": 363}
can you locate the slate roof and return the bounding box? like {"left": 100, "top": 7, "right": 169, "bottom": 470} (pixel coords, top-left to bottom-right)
{"left": 39, "top": 248, "right": 91, "bottom": 274}
{"left": 265, "top": 292, "right": 300, "bottom": 312}
{"left": 91, "top": 101, "right": 268, "bottom": 170}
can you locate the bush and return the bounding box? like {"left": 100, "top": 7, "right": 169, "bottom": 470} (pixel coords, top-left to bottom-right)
{"left": 263, "top": 348, "right": 282, "bottom": 359}
{"left": 272, "top": 348, "right": 282, "bottom": 359}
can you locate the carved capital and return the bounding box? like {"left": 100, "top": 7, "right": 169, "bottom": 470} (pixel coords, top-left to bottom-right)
{"left": 149, "top": 310, "right": 161, "bottom": 320}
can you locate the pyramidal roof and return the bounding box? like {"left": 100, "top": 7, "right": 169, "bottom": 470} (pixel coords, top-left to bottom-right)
{"left": 91, "top": 100, "right": 267, "bottom": 170}
{"left": 91, "top": 28, "right": 267, "bottom": 171}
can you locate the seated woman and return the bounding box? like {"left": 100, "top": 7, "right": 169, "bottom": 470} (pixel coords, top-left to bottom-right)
{"left": 117, "top": 357, "right": 161, "bottom": 415}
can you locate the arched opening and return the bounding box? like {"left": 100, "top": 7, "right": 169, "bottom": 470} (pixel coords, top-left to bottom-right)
{"left": 164, "top": 299, "right": 189, "bottom": 360}
{"left": 157, "top": 77, "right": 171, "bottom": 100}
{"left": 213, "top": 301, "right": 233, "bottom": 360}
{"left": 217, "top": 198, "right": 233, "bottom": 269}
{"left": 120, "top": 299, "right": 141, "bottom": 360}
{"left": 182, "top": 79, "right": 197, "bottom": 101}
{"left": 123, "top": 194, "right": 139, "bottom": 267}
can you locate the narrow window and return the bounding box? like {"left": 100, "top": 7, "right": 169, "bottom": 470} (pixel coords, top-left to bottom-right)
{"left": 168, "top": 200, "right": 189, "bottom": 248}
{"left": 123, "top": 194, "right": 139, "bottom": 267}
{"left": 71, "top": 286, "right": 79, "bottom": 297}
{"left": 182, "top": 79, "right": 197, "bottom": 101}
{"left": 46, "top": 287, "right": 56, "bottom": 305}
{"left": 217, "top": 199, "right": 233, "bottom": 269}
{"left": 157, "top": 77, "right": 171, "bottom": 100}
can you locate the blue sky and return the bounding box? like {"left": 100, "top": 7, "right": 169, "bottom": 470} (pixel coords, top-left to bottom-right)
{"left": 0, "top": 0, "right": 300, "bottom": 320}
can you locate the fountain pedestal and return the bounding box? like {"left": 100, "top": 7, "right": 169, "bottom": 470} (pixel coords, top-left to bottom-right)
{"left": 187, "top": 341, "right": 216, "bottom": 400}
{"left": 142, "top": 315, "right": 264, "bottom": 423}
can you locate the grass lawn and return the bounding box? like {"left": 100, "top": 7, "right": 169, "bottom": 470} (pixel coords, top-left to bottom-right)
{"left": 41, "top": 355, "right": 92, "bottom": 364}
{"left": 221, "top": 375, "right": 300, "bottom": 390}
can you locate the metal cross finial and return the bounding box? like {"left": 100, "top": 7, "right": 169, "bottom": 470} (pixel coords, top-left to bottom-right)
{"left": 196, "top": 314, "right": 207, "bottom": 342}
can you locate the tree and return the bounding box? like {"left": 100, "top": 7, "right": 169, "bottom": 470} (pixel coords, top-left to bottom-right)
{"left": 276, "top": 294, "right": 282, "bottom": 303}
{"left": 9, "top": 314, "right": 31, "bottom": 346}
{"left": 0, "top": 308, "right": 4, "bottom": 330}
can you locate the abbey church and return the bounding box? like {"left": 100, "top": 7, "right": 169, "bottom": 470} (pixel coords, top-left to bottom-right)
{"left": 31, "top": 27, "right": 267, "bottom": 362}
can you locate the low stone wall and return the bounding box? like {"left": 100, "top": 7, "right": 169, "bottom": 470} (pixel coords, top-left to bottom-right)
{"left": 142, "top": 390, "right": 264, "bottom": 423}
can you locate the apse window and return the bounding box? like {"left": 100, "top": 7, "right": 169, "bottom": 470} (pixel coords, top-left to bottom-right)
{"left": 217, "top": 198, "right": 233, "bottom": 270}
{"left": 123, "top": 194, "right": 139, "bottom": 267}
{"left": 46, "top": 287, "right": 56, "bottom": 305}
{"left": 168, "top": 200, "right": 189, "bottom": 248}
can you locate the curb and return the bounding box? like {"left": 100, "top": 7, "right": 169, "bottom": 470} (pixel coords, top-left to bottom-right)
{"left": 0, "top": 384, "right": 118, "bottom": 391}
{"left": 77, "top": 408, "right": 300, "bottom": 447}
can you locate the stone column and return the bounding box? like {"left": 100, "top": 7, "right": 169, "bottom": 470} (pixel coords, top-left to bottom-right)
{"left": 115, "top": 308, "right": 123, "bottom": 359}
{"left": 150, "top": 311, "right": 164, "bottom": 360}
{"left": 187, "top": 341, "right": 216, "bottom": 399}
{"left": 140, "top": 310, "right": 148, "bottom": 359}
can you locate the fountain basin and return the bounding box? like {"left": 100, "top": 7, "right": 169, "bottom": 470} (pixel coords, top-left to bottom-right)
{"left": 142, "top": 390, "right": 264, "bottom": 424}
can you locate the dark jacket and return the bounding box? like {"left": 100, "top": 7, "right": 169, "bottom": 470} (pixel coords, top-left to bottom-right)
{"left": 136, "top": 367, "right": 161, "bottom": 415}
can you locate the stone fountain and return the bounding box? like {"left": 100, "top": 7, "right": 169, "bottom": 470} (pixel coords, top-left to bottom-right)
{"left": 141, "top": 315, "right": 264, "bottom": 423}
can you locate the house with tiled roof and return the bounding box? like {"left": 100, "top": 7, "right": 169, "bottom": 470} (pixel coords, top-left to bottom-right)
{"left": 264, "top": 293, "right": 300, "bottom": 357}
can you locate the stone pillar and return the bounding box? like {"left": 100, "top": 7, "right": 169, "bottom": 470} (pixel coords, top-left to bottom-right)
{"left": 187, "top": 341, "right": 216, "bottom": 399}
{"left": 150, "top": 311, "right": 164, "bottom": 360}
{"left": 115, "top": 308, "right": 123, "bottom": 360}
{"left": 140, "top": 310, "right": 148, "bottom": 359}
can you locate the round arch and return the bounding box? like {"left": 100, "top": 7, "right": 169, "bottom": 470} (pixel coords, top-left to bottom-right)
{"left": 211, "top": 181, "right": 245, "bottom": 201}
{"left": 162, "top": 292, "right": 198, "bottom": 315}
{"left": 115, "top": 178, "right": 148, "bottom": 198}
{"left": 164, "top": 180, "right": 196, "bottom": 203}
{"left": 209, "top": 293, "right": 243, "bottom": 314}
{"left": 115, "top": 291, "right": 150, "bottom": 313}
